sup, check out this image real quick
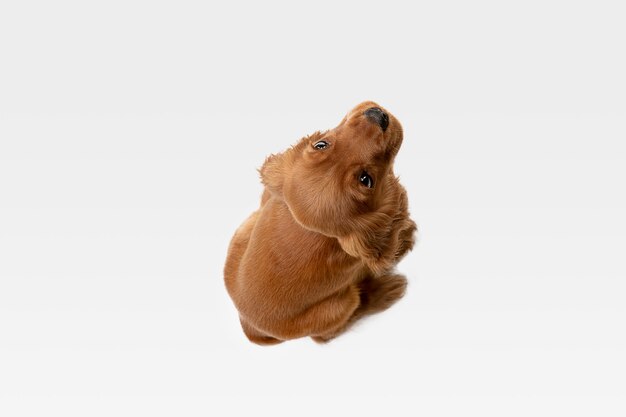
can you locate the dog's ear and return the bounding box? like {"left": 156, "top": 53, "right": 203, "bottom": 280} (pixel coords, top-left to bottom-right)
{"left": 337, "top": 181, "right": 416, "bottom": 274}
{"left": 259, "top": 152, "right": 286, "bottom": 196}
{"left": 259, "top": 133, "right": 323, "bottom": 198}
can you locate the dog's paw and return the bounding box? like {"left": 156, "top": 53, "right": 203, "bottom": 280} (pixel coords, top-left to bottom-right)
{"left": 338, "top": 232, "right": 395, "bottom": 275}
{"left": 358, "top": 273, "right": 408, "bottom": 315}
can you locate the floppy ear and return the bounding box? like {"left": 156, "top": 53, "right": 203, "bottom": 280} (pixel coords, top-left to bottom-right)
{"left": 337, "top": 179, "right": 416, "bottom": 274}
{"left": 259, "top": 132, "right": 323, "bottom": 199}
{"left": 259, "top": 152, "right": 287, "bottom": 196}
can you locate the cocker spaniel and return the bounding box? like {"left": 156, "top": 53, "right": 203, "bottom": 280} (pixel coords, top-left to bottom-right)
{"left": 224, "top": 101, "right": 417, "bottom": 344}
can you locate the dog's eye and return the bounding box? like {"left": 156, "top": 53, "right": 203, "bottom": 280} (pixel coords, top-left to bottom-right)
{"left": 359, "top": 171, "right": 373, "bottom": 188}
{"left": 313, "top": 140, "right": 329, "bottom": 150}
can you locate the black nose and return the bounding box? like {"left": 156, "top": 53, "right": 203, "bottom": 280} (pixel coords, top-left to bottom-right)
{"left": 364, "top": 107, "right": 389, "bottom": 131}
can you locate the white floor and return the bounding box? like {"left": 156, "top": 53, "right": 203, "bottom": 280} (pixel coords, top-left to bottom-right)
{"left": 1, "top": 1, "right": 625, "bottom": 416}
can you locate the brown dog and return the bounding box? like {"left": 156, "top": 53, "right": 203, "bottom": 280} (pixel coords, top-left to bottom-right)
{"left": 224, "top": 101, "right": 417, "bottom": 344}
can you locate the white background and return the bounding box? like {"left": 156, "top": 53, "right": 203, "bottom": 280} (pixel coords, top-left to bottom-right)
{"left": 1, "top": 1, "right": 625, "bottom": 416}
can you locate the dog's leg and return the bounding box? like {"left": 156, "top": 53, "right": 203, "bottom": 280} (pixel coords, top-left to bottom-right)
{"left": 337, "top": 192, "right": 416, "bottom": 274}
{"left": 357, "top": 273, "right": 407, "bottom": 315}
{"left": 268, "top": 285, "right": 360, "bottom": 342}
{"left": 240, "top": 317, "right": 283, "bottom": 346}
{"left": 312, "top": 273, "right": 407, "bottom": 343}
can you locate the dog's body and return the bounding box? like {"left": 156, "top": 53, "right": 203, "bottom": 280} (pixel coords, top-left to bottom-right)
{"left": 224, "top": 102, "right": 416, "bottom": 344}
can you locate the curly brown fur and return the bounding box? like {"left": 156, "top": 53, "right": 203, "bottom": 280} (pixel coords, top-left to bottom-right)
{"left": 224, "top": 101, "right": 417, "bottom": 345}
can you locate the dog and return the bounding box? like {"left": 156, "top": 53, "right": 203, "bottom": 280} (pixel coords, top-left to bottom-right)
{"left": 224, "top": 101, "right": 417, "bottom": 344}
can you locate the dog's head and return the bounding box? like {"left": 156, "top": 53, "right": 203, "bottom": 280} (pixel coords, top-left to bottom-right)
{"left": 260, "top": 101, "right": 404, "bottom": 238}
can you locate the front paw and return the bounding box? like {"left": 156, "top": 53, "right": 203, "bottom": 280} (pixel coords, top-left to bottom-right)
{"left": 336, "top": 212, "right": 416, "bottom": 274}
{"left": 337, "top": 229, "right": 396, "bottom": 274}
